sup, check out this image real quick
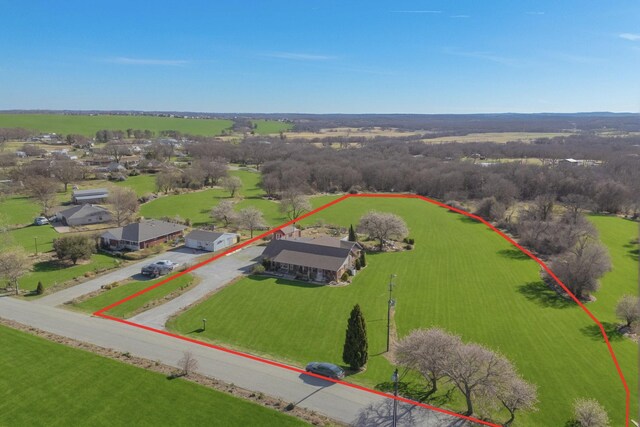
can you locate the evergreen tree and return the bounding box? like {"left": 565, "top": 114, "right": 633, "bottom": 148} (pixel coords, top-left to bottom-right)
{"left": 36, "top": 281, "right": 44, "bottom": 295}
{"left": 348, "top": 224, "right": 357, "bottom": 242}
{"left": 342, "top": 304, "right": 368, "bottom": 370}
{"left": 360, "top": 251, "right": 366, "bottom": 268}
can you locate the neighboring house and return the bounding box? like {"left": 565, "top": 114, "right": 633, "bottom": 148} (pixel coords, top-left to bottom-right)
{"left": 72, "top": 188, "right": 109, "bottom": 204}
{"left": 56, "top": 204, "right": 112, "bottom": 226}
{"left": 262, "top": 236, "right": 362, "bottom": 283}
{"left": 272, "top": 224, "right": 301, "bottom": 240}
{"left": 106, "top": 162, "right": 127, "bottom": 173}
{"left": 100, "top": 219, "right": 186, "bottom": 251}
{"left": 184, "top": 230, "right": 239, "bottom": 252}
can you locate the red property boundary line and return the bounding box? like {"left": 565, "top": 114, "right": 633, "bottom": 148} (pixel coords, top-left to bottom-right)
{"left": 93, "top": 193, "right": 631, "bottom": 427}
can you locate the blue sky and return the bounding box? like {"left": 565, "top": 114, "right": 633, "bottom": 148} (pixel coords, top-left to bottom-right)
{"left": 1, "top": 1, "right": 639, "bottom": 113}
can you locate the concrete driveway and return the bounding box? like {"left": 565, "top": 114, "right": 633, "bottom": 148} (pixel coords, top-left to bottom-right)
{"left": 35, "top": 247, "right": 203, "bottom": 307}
{"left": 130, "top": 245, "right": 264, "bottom": 329}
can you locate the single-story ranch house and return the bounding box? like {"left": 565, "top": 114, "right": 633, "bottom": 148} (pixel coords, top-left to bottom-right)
{"left": 262, "top": 236, "right": 362, "bottom": 283}
{"left": 56, "top": 204, "right": 112, "bottom": 226}
{"left": 100, "top": 219, "right": 186, "bottom": 251}
{"left": 72, "top": 188, "right": 109, "bottom": 204}
{"left": 185, "top": 230, "right": 239, "bottom": 252}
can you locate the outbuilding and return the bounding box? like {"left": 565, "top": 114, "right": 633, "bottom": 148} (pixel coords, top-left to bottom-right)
{"left": 185, "top": 230, "right": 239, "bottom": 252}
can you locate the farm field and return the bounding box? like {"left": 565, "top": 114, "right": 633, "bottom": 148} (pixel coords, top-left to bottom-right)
{"left": 422, "top": 131, "right": 571, "bottom": 144}
{"left": 251, "top": 119, "right": 293, "bottom": 135}
{"left": 74, "top": 274, "right": 195, "bottom": 318}
{"left": 0, "top": 114, "right": 234, "bottom": 137}
{"left": 168, "top": 197, "right": 637, "bottom": 425}
{"left": 0, "top": 325, "right": 304, "bottom": 427}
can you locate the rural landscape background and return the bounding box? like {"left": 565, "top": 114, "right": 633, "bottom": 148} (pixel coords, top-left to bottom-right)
{"left": 1, "top": 1, "right": 639, "bottom": 426}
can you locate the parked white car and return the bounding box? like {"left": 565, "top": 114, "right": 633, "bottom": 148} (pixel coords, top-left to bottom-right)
{"left": 34, "top": 216, "right": 49, "bottom": 226}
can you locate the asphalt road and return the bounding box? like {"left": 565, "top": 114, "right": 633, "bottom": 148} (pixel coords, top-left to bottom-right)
{"left": 0, "top": 297, "right": 470, "bottom": 426}
{"left": 130, "top": 245, "right": 265, "bottom": 329}
{"left": 35, "top": 248, "right": 204, "bottom": 307}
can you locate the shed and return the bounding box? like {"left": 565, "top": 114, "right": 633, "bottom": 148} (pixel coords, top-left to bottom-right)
{"left": 185, "top": 230, "right": 239, "bottom": 252}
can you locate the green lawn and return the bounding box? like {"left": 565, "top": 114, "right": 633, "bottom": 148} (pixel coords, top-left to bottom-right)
{"left": 0, "top": 325, "right": 305, "bottom": 427}
{"left": 168, "top": 197, "right": 637, "bottom": 425}
{"left": 251, "top": 120, "right": 293, "bottom": 135}
{"left": 0, "top": 114, "right": 233, "bottom": 137}
{"left": 0, "top": 195, "right": 42, "bottom": 226}
{"left": 19, "top": 254, "right": 119, "bottom": 292}
{"left": 139, "top": 170, "right": 286, "bottom": 227}
{"left": 74, "top": 274, "right": 195, "bottom": 318}
{"left": 7, "top": 224, "right": 59, "bottom": 254}
{"left": 588, "top": 215, "right": 639, "bottom": 323}
{"left": 114, "top": 174, "right": 157, "bottom": 196}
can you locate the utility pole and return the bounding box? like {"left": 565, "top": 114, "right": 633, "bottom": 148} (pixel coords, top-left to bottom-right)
{"left": 392, "top": 368, "right": 399, "bottom": 427}
{"left": 387, "top": 273, "right": 397, "bottom": 353}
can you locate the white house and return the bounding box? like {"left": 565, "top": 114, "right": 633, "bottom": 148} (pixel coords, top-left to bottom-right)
{"left": 184, "top": 230, "right": 238, "bottom": 252}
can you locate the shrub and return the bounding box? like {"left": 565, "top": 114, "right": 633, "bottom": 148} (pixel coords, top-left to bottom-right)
{"left": 35, "top": 281, "right": 44, "bottom": 295}
{"left": 404, "top": 244, "right": 413, "bottom": 250}
{"left": 341, "top": 272, "right": 350, "bottom": 282}
{"left": 355, "top": 258, "right": 362, "bottom": 270}
{"left": 252, "top": 264, "right": 266, "bottom": 275}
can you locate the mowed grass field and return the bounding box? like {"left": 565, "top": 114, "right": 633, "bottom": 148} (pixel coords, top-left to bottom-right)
{"left": 251, "top": 119, "right": 293, "bottom": 135}
{"left": 74, "top": 274, "right": 195, "bottom": 318}
{"left": 19, "top": 254, "right": 118, "bottom": 292}
{"left": 0, "top": 325, "right": 305, "bottom": 427}
{"left": 0, "top": 113, "right": 233, "bottom": 136}
{"left": 168, "top": 197, "right": 637, "bottom": 425}
{"left": 140, "top": 170, "right": 287, "bottom": 227}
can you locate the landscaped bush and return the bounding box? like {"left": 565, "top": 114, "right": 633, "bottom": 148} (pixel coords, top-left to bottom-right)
{"left": 341, "top": 272, "right": 350, "bottom": 281}
{"left": 35, "top": 281, "right": 44, "bottom": 295}
{"left": 252, "top": 264, "right": 266, "bottom": 275}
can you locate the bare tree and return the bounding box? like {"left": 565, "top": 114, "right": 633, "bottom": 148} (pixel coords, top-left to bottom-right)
{"left": 0, "top": 249, "right": 31, "bottom": 295}
{"left": 494, "top": 374, "right": 538, "bottom": 426}
{"left": 196, "top": 159, "right": 228, "bottom": 186}
{"left": 155, "top": 169, "right": 182, "bottom": 194}
{"left": 358, "top": 211, "right": 409, "bottom": 251}
{"left": 108, "top": 187, "right": 139, "bottom": 226}
{"left": 395, "top": 328, "right": 462, "bottom": 398}
{"left": 279, "top": 191, "right": 311, "bottom": 221}
{"left": 50, "top": 160, "right": 83, "bottom": 192}
{"left": 211, "top": 200, "right": 237, "bottom": 227}
{"left": 177, "top": 351, "right": 198, "bottom": 377}
{"left": 442, "top": 343, "right": 513, "bottom": 416}
{"left": 561, "top": 194, "right": 593, "bottom": 224}
{"left": 103, "top": 141, "right": 130, "bottom": 163}
{"left": 548, "top": 237, "right": 612, "bottom": 300}
{"left": 24, "top": 176, "right": 59, "bottom": 215}
{"left": 615, "top": 295, "right": 640, "bottom": 328}
{"left": 238, "top": 207, "right": 266, "bottom": 238}
{"left": 573, "top": 398, "right": 610, "bottom": 427}
{"left": 221, "top": 176, "right": 242, "bottom": 198}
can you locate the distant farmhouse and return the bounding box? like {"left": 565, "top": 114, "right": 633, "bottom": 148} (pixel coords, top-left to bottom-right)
{"left": 72, "top": 188, "right": 109, "bottom": 205}
{"left": 100, "top": 219, "right": 186, "bottom": 251}
{"left": 272, "top": 224, "right": 301, "bottom": 240}
{"left": 185, "top": 230, "right": 239, "bottom": 252}
{"left": 262, "top": 237, "right": 362, "bottom": 283}
{"left": 56, "top": 204, "right": 111, "bottom": 226}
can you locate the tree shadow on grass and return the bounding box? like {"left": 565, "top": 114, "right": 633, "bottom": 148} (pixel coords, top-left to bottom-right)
{"left": 497, "top": 248, "right": 531, "bottom": 261}
{"left": 579, "top": 322, "right": 624, "bottom": 342}
{"left": 31, "top": 260, "right": 71, "bottom": 273}
{"left": 517, "top": 281, "right": 574, "bottom": 309}
{"left": 456, "top": 216, "right": 478, "bottom": 224}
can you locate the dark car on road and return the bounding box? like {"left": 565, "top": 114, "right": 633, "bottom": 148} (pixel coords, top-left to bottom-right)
{"left": 305, "top": 362, "right": 345, "bottom": 380}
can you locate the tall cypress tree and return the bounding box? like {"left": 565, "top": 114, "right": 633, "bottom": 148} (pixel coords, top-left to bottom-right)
{"left": 360, "top": 250, "right": 366, "bottom": 268}
{"left": 348, "top": 224, "right": 357, "bottom": 242}
{"left": 342, "top": 304, "right": 368, "bottom": 370}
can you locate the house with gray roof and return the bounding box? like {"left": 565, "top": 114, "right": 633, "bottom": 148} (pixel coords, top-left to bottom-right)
{"left": 100, "top": 219, "right": 186, "bottom": 251}
{"left": 72, "top": 188, "right": 109, "bottom": 205}
{"left": 262, "top": 236, "right": 362, "bottom": 283}
{"left": 56, "top": 204, "right": 112, "bottom": 226}
{"left": 185, "top": 229, "right": 239, "bottom": 252}
{"left": 272, "top": 224, "right": 301, "bottom": 240}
